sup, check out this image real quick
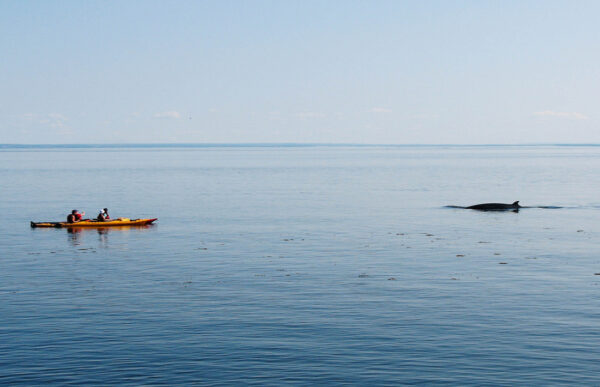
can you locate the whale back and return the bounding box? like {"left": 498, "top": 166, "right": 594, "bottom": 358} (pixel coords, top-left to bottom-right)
{"left": 466, "top": 201, "right": 521, "bottom": 211}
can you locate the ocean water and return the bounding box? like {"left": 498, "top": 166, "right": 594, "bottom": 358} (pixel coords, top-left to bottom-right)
{"left": 1, "top": 145, "right": 600, "bottom": 385}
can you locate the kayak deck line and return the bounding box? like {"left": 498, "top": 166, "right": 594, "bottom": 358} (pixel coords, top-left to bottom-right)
{"left": 30, "top": 218, "right": 158, "bottom": 228}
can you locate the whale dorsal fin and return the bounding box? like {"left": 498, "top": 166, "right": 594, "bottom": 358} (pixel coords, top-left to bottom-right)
{"left": 512, "top": 201, "right": 519, "bottom": 206}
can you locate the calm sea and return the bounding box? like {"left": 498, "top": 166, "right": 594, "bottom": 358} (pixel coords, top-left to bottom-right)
{"left": 1, "top": 145, "right": 600, "bottom": 385}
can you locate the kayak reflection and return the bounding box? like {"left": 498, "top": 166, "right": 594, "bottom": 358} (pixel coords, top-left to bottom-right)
{"left": 66, "top": 225, "right": 155, "bottom": 247}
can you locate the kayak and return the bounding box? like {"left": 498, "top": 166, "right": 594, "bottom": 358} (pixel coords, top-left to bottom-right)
{"left": 30, "top": 218, "right": 158, "bottom": 228}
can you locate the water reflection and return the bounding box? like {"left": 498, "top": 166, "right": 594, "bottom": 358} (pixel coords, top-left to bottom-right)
{"left": 97, "top": 228, "right": 109, "bottom": 248}
{"left": 66, "top": 225, "right": 155, "bottom": 247}
{"left": 67, "top": 227, "right": 83, "bottom": 246}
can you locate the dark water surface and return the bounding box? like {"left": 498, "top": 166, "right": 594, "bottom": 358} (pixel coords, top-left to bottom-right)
{"left": 2, "top": 145, "right": 600, "bottom": 384}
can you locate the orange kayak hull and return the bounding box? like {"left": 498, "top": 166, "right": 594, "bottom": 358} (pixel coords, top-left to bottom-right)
{"left": 31, "top": 218, "right": 158, "bottom": 228}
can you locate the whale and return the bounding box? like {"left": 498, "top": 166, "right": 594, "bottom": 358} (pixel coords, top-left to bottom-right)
{"left": 446, "top": 201, "right": 563, "bottom": 211}
{"left": 466, "top": 201, "right": 521, "bottom": 211}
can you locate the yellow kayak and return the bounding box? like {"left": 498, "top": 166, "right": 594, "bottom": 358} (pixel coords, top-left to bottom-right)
{"left": 30, "top": 218, "right": 158, "bottom": 228}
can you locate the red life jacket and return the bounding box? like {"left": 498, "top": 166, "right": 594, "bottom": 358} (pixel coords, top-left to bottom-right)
{"left": 74, "top": 213, "right": 83, "bottom": 221}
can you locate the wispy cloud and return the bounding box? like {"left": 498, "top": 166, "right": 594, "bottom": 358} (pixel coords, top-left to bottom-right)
{"left": 533, "top": 110, "right": 588, "bottom": 120}
{"left": 268, "top": 111, "right": 282, "bottom": 121}
{"left": 368, "top": 107, "right": 392, "bottom": 113}
{"left": 154, "top": 111, "right": 181, "bottom": 119}
{"left": 295, "top": 111, "right": 325, "bottom": 119}
{"left": 39, "top": 113, "right": 68, "bottom": 128}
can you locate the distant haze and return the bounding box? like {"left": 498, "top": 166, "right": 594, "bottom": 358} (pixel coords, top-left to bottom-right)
{"left": 1, "top": 1, "right": 598, "bottom": 144}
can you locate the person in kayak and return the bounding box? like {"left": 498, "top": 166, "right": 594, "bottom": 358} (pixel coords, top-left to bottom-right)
{"left": 67, "top": 209, "right": 83, "bottom": 223}
{"left": 96, "top": 208, "right": 110, "bottom": 221}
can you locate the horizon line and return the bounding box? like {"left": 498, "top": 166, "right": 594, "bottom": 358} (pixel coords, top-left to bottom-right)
{"left": 2, "top": 142, "right": 600, "bottom": 148}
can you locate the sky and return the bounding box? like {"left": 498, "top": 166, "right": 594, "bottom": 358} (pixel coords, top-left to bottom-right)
{"left": 1, "top": 0, "right": 599, "bottom": 144}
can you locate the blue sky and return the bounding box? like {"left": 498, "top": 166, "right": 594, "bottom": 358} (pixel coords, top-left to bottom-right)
{"left": 1, "top": 0, "right": 598, "bottom": 144}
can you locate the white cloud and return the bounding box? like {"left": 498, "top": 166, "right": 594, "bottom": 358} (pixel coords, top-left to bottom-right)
{"left": 154, "top": 111, "right": 181, "bottom": 119}
{"left": 368, "top": 107, "right": 392, "bottom": 113}
{"left": 533, "top": 110, "right": 588, "bottom": 120}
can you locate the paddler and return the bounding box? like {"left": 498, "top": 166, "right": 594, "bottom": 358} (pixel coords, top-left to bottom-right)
{"left": 67, "top": 209, "right": 84, "bottom": 223}
{"left": 96, "top": 208, "right": 110, "bottom": 221}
